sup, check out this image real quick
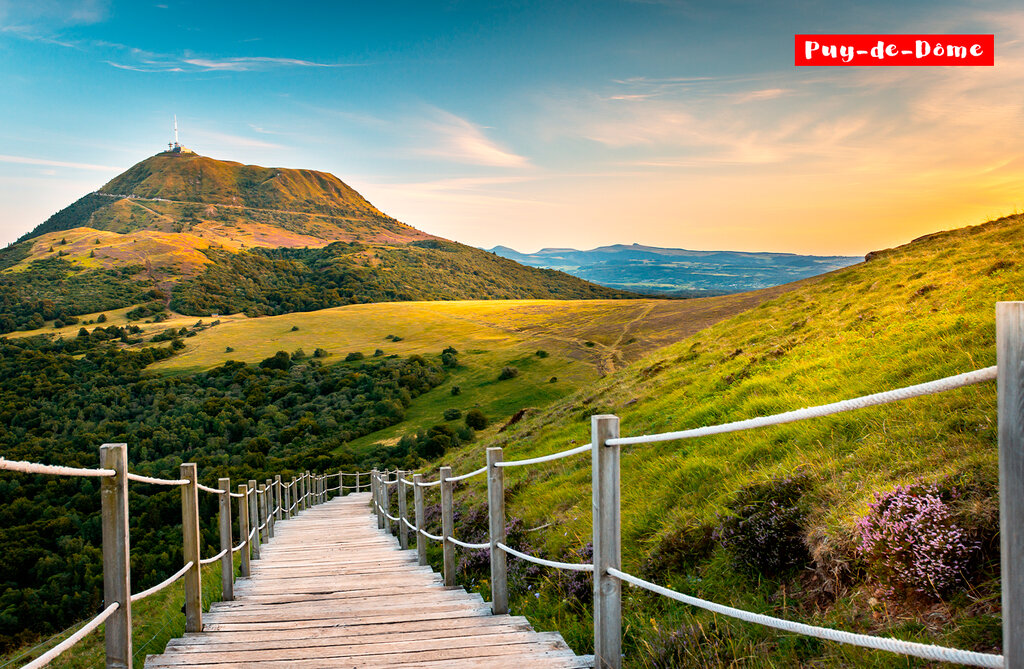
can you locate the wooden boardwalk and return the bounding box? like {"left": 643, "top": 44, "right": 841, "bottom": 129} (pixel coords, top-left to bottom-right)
{"left": 146, "top": 492, "right": 590, "bottom": 668}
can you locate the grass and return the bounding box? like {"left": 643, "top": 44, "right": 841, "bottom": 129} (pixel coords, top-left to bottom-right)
{"left": 399, "top": 213, "right": 1023, "bottom": 666}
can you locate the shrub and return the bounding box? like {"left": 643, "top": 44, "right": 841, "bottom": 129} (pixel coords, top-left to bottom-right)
{"left": 259, "top": 351, "right": 292, "bottom": 370}
{"left": 714, "top": 476, "right": 809, "bottom": 576}
{"left": 552, "top": 543, "right": 593, "bottom": 611}
{"left": 225, "top": 346, "right": 234, "bottom": 353}
{"left": 313, "top": 348, "right": 328, "bottom": 358}
{"left": 465, "top": 409, "right": 488, "bottom": 430}
{"left": 497, "top": 366, "right": 519, "bottom": 380}
{"left": 641, "top": 524, "right": 715, "bottom": 580}
{"left": 443, "top": 408, "right": 462, "bottom": 421}
{"left": 345, "top": 351, "right": 365, "bottom": 362}
{"left": 549, "top": 377, "right": 558, "bottom": 383}
{"left": 857, "top": 481, "right": 979, "bottom": 599}
{"left": 535, "top": 349, "right": 548, "bottom": 358}
{"left": 441, "top": 346, "right": 458, "bottom": 367}
{"left": 292, "top": 348, "right": 306, "bottom": 360}
{"left": 373, "top": 349, "right": 384, "bottom": 357}
{"left": 96, "top": 313, "right": 107, "bottom": 323}
{"left": 290, "top": 325, "right": 300, "bottom": 331}
{"left": 450, "top": 386, "right": 461, "bottom": 396}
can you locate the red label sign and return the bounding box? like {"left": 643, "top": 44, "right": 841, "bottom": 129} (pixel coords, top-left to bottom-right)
{"left": 795, "top": 34, "right": 994, "bottom": 66}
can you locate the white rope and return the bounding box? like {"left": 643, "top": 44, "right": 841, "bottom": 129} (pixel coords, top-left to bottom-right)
{"left": 126, "top": 472, "right": 189, "bottom": 486}
{"left": 497, "top": 542, "right": 595, "bottom": 572}
{"left": 196, "top": 483, "right": 226, "bottom": 495}
{"left": 199, "top": 548, "right": 229, "bottom": 566}
{"left": 273, "top": 506, "right": 282, "bottom": 515}
{"left": 257, "top": 520, "right": 267, "bottom": 531}
{"left": 420, "top": 529, "right": 444, "bottom": 541}
{"left": 325, "top": 485, "right": 341, "bottom": 492}
{"left": 385, "top": 511, "right": 400, "bottom": 522}
{"left": 400, "top": 477, "right": 414, "bottom": 486}
{"left": 494, "top": 443, "right": 593, "bottom": 468}
{"left": 448, "top": 536, "right": 490, "bottom": 550}
{"left": 402, "top": 517, "right": 417, "bottom": 531}
{"left": 21, "top": 602, "right": 119, "bottom": 669}
{"left": 417, "top": 478, "right": 442, "bottom": 487}
{"left": 232, "top": 537, "right": 247, "bottom": 553}
{"left": 229, "top": 491, "right": 244, "bottom": 498}
{"left": 248, "top": 528, "right": 255, "bottom": 540}
{"left": 0, "top": 458, "right": 115, "bottom": 478}
{"left": 130, "top": 562, "right": 193, "bottom": 603}
{"left": 609, "top": 366, "right": 998, "bottom": 447}
{"left": 447, "top": 466, "right": 487, "bottom": 482}
{"left": 288, "top": 502, "right": 298, "bottom": 512}
{"left": 607, "top": 568, "right": 1001, "bottom": 667}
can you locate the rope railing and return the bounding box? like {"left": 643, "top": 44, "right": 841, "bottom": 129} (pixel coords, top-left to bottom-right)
{"left": 199, "top": 549, "right": 229, "bottom": 566}
{"left": 608, "top": 366, "right": 997, "bottom": 447}
{"left": 20, "top": 603, "right": 119, "bottom": 669}
{"left": 498, "top": 542, "right": 595, "bottom": 572}
{"left": 448, "top": 536, "right": 490, "bottom": 550}
{"left": 608, "top": 568, "right": 1001, "bottom": 668}
{"left": 493, "top": 443, "right": 592, "bottom": 468}
{"left": 129, "top": 562, "right": 193, "bottom": 603}
{"left": 447, "top": 466, "right": 487, "bottom": 482}
{"left": 196, "top": 482, "right": 227, "bottom": 495}
{"left": 368, "top": 353, "right": 1013, "bottom": 669}
{"left": 126, "top": 472, "right": 189, "bottom": 486}
{"left": 0, "top": 458, "right": 115, "bottom": 478}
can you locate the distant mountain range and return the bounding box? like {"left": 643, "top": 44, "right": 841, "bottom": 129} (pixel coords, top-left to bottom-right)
{"left": 486, "top": 243, "right": 862, "bottom": 295}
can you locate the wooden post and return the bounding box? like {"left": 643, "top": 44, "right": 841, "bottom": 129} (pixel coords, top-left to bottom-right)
{"left": 257, "top": 484, "right": 267, "bottom": 544}
{"left": 592, "top": 415, "right": 621, "bottom": 669}
{"left": 247, "top": 480, "right": 260, "bottom": 560}
{"left": 284, "top": 478, "right": 292, "bottom": 521}
{"left": 303, "top": 471, "right": 309, "bottom": 509}
{"left": 237, "top": 484, "right": 251, "bottom": 577}
{"left": 265, "top": 479, "right": 274, "bottom": 538}
{"left": 298, "top": 473, "right": 305, "bottom": 512}
{"left": 440, "top": 466, "right": 455, "bottom": 587}
{"left": 338, "top": 471, "right": 344, "bottom": 499}
{"left": 320, "top": 475, "right": 325, "bottom": 504}
{"left": 217, "top": 477, "right": 233, "bottom": 602}
{"left": 413, "top": 474, "right": 427, "bottom": 566}
{"left": 397, "top": 470, "right": 409, "bottom": 549}
{"left": 487, "top": 447, "right": 508, "bottom": 615}
{"left": 372, "top": 470, "right": 383, "bottom": 528}
{"left": 180, "top": 463, "right": 202, "bottom": 633}
{"left": 275, "top": 475, "right": 283, "bottom": 522}
{"left": 356, "top": 471, "right": 361, "bottom": 493}
{"left": 99, "top": 443, "right": 131, "bottom": 668}
{"left": 382, "top": 471, "right": 392, "bottom": 535}
{"left": 999, "top": 302, "right": 1024, "bottom": 669}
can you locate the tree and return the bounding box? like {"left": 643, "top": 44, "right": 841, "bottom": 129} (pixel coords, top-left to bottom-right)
{"left": 465, "top": 409, "right": 488, "bottom": 430}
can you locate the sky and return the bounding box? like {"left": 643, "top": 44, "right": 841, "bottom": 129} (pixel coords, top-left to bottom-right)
{"left": 0, "top": 0, "right": 1021, "bottom": 256}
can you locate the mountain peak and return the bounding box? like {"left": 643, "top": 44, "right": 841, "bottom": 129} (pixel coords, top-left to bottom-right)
{"left": 20, "top": 153, "right": 435, "bottom": 247}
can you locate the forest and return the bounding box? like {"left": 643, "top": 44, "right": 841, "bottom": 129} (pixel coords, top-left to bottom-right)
{"left": 0, "top": 333, "right": 448, "bottom": 652}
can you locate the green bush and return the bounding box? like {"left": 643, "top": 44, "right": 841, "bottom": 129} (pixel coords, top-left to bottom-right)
{"left": 345, "top": 351, "right": 366, "bottom": 362}
{"left": 498, "top": 366, "right": 519, "bottom": 380}
{"left": 443, "top": 408, "right": 462, "bottom": 421}
{"left": 465, "top": 408, "right": 488, "bottom": 430}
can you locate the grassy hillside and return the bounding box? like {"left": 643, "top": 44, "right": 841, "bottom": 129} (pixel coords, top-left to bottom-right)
{"left": 410, "top": 214, "right": 1023, "bottom": 666}
{"left": 145, "top": 287, "right": 820, "bottom": 445}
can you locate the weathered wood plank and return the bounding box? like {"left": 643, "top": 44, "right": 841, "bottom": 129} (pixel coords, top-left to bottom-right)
{"left": 146, "top": 492, "right": 590, "bottom": 668}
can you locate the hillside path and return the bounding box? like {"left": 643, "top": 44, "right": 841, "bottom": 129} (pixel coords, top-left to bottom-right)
{"left": 145, "top": 492, "right": 589, "bottom": 668}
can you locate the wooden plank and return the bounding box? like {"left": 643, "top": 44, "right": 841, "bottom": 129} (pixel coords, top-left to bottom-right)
{"left": 146, "top": 490, "right": 587, "bottom": 668}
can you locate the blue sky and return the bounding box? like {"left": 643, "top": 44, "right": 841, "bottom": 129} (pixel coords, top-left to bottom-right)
{"left": 1, "top": 0, "right": 1021, "bottom": 254}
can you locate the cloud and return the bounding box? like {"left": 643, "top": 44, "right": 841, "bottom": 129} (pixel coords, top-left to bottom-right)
{"left": 0, "top": 154, "right": 120, "bottom": 171}
{"left": 417, "top": 109, "right": 530, "bottom": 168}
{"left": 181, "top": 56, "right": 347, "bottom": 72}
